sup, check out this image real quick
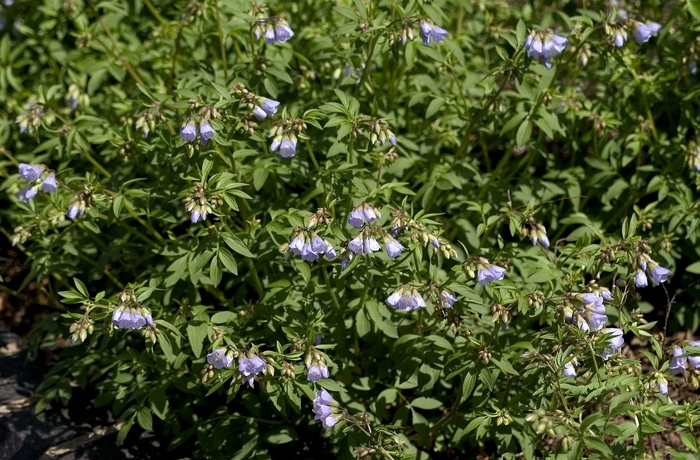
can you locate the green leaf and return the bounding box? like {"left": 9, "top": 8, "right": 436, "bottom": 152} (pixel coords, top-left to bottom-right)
{"left": 218, "top": 247, "right": 238, "bottom": 275}
{"left": 137, "top": 407, "right": 153, "bottom": 430}
{"left": 410, "top": 397, "right": 442, "bottom": 410}
{"left": 187, "top": 323, "right": 208, "bottom": 358}
{"left": 222, "top": 234, "right": 254, "bottom": 258}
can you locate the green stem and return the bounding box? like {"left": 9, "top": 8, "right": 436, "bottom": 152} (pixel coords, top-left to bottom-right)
{"left": 246, "top": 258, "right": 265, "bottom": 298}
{"left": 213, "top": 0, "right": 228, "bottom": 82}
{"left": 142, "top": 0, "right": 168, "bottom": 26}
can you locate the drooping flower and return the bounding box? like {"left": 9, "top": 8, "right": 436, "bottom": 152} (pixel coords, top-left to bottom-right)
{"left": 613, "top": 29, "right": 627, "bottom": 48}
{"left": 180, "top": 120, "right": 197, "bottom": 142}
{"left": 274, "top": 22, "right": 295, "bottom": 43}
{"left": 525, "top": 30, "right": 568, "bottom": 68}
{"left": 601, "top": 288, "right": 612, "bottom": 301}
{"left": 650, "top": 264, "right": 671, "bottom": 285}
{"left": 67, "top": 204, "right": 83, "bottom": 220}
{"left": 348, "top": 233, "right": 381, "bottom": 255}
{"left": 348, "top": 203, "right": 381, "bottom": 227}
{"left": 635, "top": 271, "right": 648, "bottom": 288}
{"left": 19, "top": 163, "right": 42, "bottom": 181}
{"left": 439, "top": 290, "right": 457, "bottom": 309}
{"left": 569, "top": 293, "right": 607, "bottom": 332}
{"left": 111, "top": 306, "right": 153, "bottom": 330}
{"left": 385, "top": 287, "right": 426, "bottom": 312}
{"left": 477, "top": 262, "right": 506, "bottom": 286}
{"left": 658, "top": 380, "right": 668, "bottom": 395}
{"left": 40, "top": 174, "right": 57, "bottom": 193}
{"left": 200, "top": 122, "right": 215, "bottom": 145}
{"left": 238, "top": 353, "right": 267, "bottom": 387}
{"left": 253, "top": 97, "right": 280, "bottom": 120}
{"left": 419, "top": 21, "right": 447, "bottom": 45}
{"left": 289, "top": 234, "right": 305, "bottom": 255}
{"left": 313, "top": 389, "right": 341, "bottom": 429}
{"left": 301, "top": 242, "right": 320, "bottom": 262}
{"left": 191, "top": 209, "right": 207, "bottom": 223}
{"left": 633, "top": 21, "right": 661, "bottom": 45}
{"left": 562, "top": 358, "right": 578, "bottom": 377}
{"left": 688, "top": 340, "right": 700, "bottom": 369}
{"left": 279, "top": 137, "right": 297, "bottom": 158}
{"left": 669, "top": 347, "right": 687, "bottom": 375}
{"left": 601, "top": 327, "right": 624, "bottom": 360}
{"left": 306, "top": 364, "right": 329, "bottom": 382}
{"left": 16, "top": 186, "right": 37, "bottom": 203}
{"left": 207, "top": 349, "right": 233, "bottom": 369}
{"left": 384, "top": 237, "right": 404, "bottom": 259}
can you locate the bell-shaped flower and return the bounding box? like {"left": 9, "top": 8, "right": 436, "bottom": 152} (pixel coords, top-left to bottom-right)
{"left": 601, "top": 328, "right": 624, "bottom": 360}
{"left": 633, "top": 21, "right": 661, "bottom": 44}
{"left": 669, "top": 347, "right": 687, "bottom": 375}
{"left": 19, "top": 163, "right": 42, "bottom": 181}
{"left": 207, "top": 349, "right": 233, "bottom": 369}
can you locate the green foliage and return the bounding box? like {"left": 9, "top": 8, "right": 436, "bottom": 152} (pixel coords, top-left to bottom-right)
{"left": 2, "top": 0, "right": 700, "bottom": 458}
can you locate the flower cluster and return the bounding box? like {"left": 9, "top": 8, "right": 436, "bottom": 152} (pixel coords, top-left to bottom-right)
{"left": 67, "top": 190, "right": 93, "bottom": 220}
{"left": 183, "top": 182, "right": 222, "bottom": 224}
{"left": 565, "top": 292, "right": 608, "bottom": 333}
{"left": 15, "top": 102, "right": 49, "bottom": 135}
{"left": 305, "top": 348, "right": 330, "bottom": 382}
{"left": 286, "top": 228, "right": 336, "bottom": 262}
{"left": 634, "top": 260, "right": 671, "bottom": 288}
{"left": 520, "top": 218, "right": 550, "bottom": 248}
{"left": 135, "top": 102, "right": 163, "bottom": 137}
{"left": 601, "top": 328, "right": 625, "bottom": 360}
{"left": 16, "top": 163, "right": 57, "bottom": 203}
{"left": 238, "top": 351, "right": 267, "bottom": 387}
{"left": 525, "top": 30, "right": 568, "bottom": 68}
{"left": 111, "top": 291, "right": 154, "bottom": 330}
{"left": 348, "top": 230, "right": 382, "bottom": 256}
{"left": 253, "top": 17, "right": 294, "bottom": 44}
{"left": 348, "top": 203, "right": 381, "bottom": 227}
{"left": 606, "top": 20, "right": 660, "bottom": 48}
{"left": 471, "top": 258, "right": 507, "bottom": 286}
{"left": 180, "top": 117, "right": 216, "bottom": 145}
{"left": 269, "top": 118, "right": 305, "bottom": 158}
{"left": 313, "top": 389, "right": 342, "bottom": 429}
{"left": 368, "top": 119, "right": 397, "bottom": 146}
{"left": 386, "top": 287, "right": 427, "bottom": 311}
{"left": 206, "top": 348, "right": 234, "bottom": 369}
{"left": 669, "top": 342, "right": 700, "bottom": 375}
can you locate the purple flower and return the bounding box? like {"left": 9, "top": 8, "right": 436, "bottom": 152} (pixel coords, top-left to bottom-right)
{"left": 348, "top": 203, "right": 379, "bottom": 227}
{"left": 306, "top": 364, "right": 329, "bottom": 382}
{"left": 270, "top": 138, "right": 281, "bottom": 152}
{"left": 601, "top": 328, "right": 624, "bottom": 360}
{"left": 386, "top": 288, "right": 426, "bottom": 311}
{"left": 650, "top": 265, "right": 671, "bottom": 285}
{"left": 200, "top": 122, "right": 215, "bottom": 145}
{"left": 289, "top": 235, "right": 305, "bottom": 255}
{"left": 389, "top": 134, "right": 397, "bottom": 145}
{"left": 348, "top": 234, "right": 380, "bottom": 255}
{"left": 67, "top": 205, "right": 82, "bottom": 220}
{"left": 40, "top": 174, "right": 57, "bottom": 193}
{"left": 613, "top": 30, "right": 627, "bottom": 48}
{"left": 563, "top": 360, "right": 577, "bottom": 378}
{"left": 19, "top": 163, "right": 42, "bottom": 181}
{"left": 274, "top": 23, "right": 294, "bottom": 43}
{"left": 478, "top": 264, "right": 506, "bottom": 285}
{"left": 635, "top": 271, "right": 648, "bottom": 288}
{"left": 313, "top": 389, "right": 339, "bottom": 429}
{"left": 191, "top": 210, "right": 207, "bottom": 223}
{"left": 385, "top": 238, "right": 404, "bottom": 259}
{"left": 311, "top": 236, "right": 327, "bottom": 253}
{"left": 180, "top": 121, "right": 197, "bottom": 142}
{"left": 363, "top": 237, "right": 380, "bottom": 254}
{"left": 669, "top": 347, "right": 687, "bottom": 375}
{"left": 239, "top": 354, "right": 267, "bottom": 387}
{"left": 279, "top": 138, "right": 297, "bottom": 158}
{"left": 324, "top": 241, "right": 337, "bottom": 259}
{"left": 633, "top": 21, "right": 661, "bottom": 45}
{"left": 439, "top": 290, "right": 457, "bottom": 308}
{"left": 301, "top": 243, "right": 320, "bottom": 262}
{"left": 264, "top": 28, "right": 275, "bottom": 44}
{"left": 16, "top": 186, "right": 37, "bottom": 203}
{"left": 525, "top": 32, "right": 568, "bottom": 68}
{"left": 540, "top": 235, "right": 550, "bottom": 248}
{"left": 112, "top": 308, "right": 148, "bottom": 330}
{"left": 688, "top": 340, "right": 700, "bottom": 369}
{"left": 419, "top": 21, "right": 447, "bottom": 45}
{"left": 431, "top": 237, "right": 440, "bottom": 248}
{"left": 253, "top": 98, "right": 280, "bottom": 120}
{"left": 601, "top": 288, "right": 612, "bottom": 301}
{"left": 207, "top": 349, "right": 233, "bottom": 369}
{"left": 658, "top": 381, "right": 668, "bottom": 395}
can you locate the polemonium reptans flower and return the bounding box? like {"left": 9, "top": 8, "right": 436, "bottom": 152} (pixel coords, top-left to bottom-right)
{"left": 239, "top": 354, "right": 267, "bottom": 387}
{"left": 253, "top": 98, "right": 280, "bottom": 120}
{"left": 688, "top": 340, "right": 700, "bottom": 369}
{"left": 477, "top": 264, "right": 506, "bottom": 286}
{"left": 67, "top": 205, "right": 83, "bottom": 220}
{"left": 348, "top": 234, "right": 380, "bottom": 255}
{"left": 274, "top": 23, "right": 294, "bottom": 43}
{"left": 313, "top": 389, "right": 340, "bottom": 429}
{"left": 112, "top": 307, "right": 151, "bottom": 330}
{"left": 601, "top": 327, "right": 624, "bottom": 360}
{"left": 348, "top": 203, "right": 380, "bottom": 227}
{"left": 669, "top": 347, "right": 687, "bottom": 375}
{"left": 635, "top": 271, "right": 648, "bottom": 288}
{"left": 563, "top": 359, "right": 577, "bottom": 377}
{"left": 613, "top": 30, "right": 627, "bottom": 48}
{"left": 200, "top": 122, "right": 215, "bottom": 145}
{"left": 207, "top": 349, "right": 233, "bottom": 369}
{"left": 658, "top": 381, "right": 668, "bottom": 395}
{"left": 16, "top": 186, "right": 37, "bottom": 203}
{"left": 264, "top": 28, "right": 275, "bottom": 44}
{"left": 289, "top": 235, "right": 305, "bottom": 255}
{"left": 633, "top": 21, "right": 661, "bottom": 45}
{"left": 601, "top": 288, "right": 612, "bottom": 301}
{"left": 384, "top": 237, "right": 404, "bottom": 259}
{"left": 301, "top": 243, "right": 319, "bottom": 262}
{"left": 579, "top": 293, "right": 607, "bottom": 332}
{"left": 279, "top": 138, "right": 297, "bottom": 158}
{"left": 19, "top": 163, "right": 42, "bottom": 181}
{"left": 385, "top": 288, "right": 426, "bottom": 312}
{"left": 650, "top": 265, "right": 671, "bottom": 285}
{"left": 419, "top": 21, "right": 447, "bottom": 45}
{"left": 180, "top": 120, "right": 197, "bottom": 142}
{"left": 439, "top": 290, "right": 457, "bottom": 308}
{"left": 40, "top": 174, "right": 57, "bottom": 193}
{"left": 191, "top": 209, "right": 207, "bottom": 223}
{"left": 525, "top": 31, "right": 568, "bottom": 68}
{"left": 306, "top": 364, "right": 329, "bottom": 382}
